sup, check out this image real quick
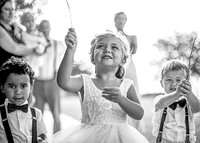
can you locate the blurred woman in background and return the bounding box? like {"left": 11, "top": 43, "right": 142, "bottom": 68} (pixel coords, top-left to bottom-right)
{"left": 0, "top": 0, "right": 39, "bottom": 104}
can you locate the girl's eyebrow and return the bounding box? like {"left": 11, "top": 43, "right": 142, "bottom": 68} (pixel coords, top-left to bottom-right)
{"left": 7, "top": 83, "right": 14, "bottom": 85}
{"left": 112, "top": 43, "right": 118, "bottom": 45}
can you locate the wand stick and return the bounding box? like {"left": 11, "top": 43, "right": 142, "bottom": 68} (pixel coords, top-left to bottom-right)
{"left": 187, "top": 36, "right": 196, "bottom": 80}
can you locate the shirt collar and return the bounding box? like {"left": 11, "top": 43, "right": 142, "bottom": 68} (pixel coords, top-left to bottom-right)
{"left": 5, "top": 99, "right": 28, "bottom": 106}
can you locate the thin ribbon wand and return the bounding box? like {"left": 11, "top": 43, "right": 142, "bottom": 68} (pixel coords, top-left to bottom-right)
{"left": 186, "top": 36, "right": 196, "bottom": 80}
{"left": 65, "top": 0, "right": 73, "bottom": 28}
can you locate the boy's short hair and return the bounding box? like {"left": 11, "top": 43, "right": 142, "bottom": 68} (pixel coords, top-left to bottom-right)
{"left": 161, "top": 60, "right": 190, "bottom": 80}
{"left": 0, "top": 56, "right": 35, "bottom": 86}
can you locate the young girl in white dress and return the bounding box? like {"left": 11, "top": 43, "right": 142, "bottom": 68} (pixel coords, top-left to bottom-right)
{"left": 53, "top": 28, "right": 149, "bottom": 143}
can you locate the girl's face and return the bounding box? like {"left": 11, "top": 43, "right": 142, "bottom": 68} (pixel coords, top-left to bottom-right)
{"left": 1, "top": 73, "right": 32, "bottom": 106}
{"left": 93, "top": 36, "right": 124, "bottom": 67}
{"left": 0, "top": 1, "right": 15, "bottom": 24}
{"left": 115, "top": 14, "right": 127, "bottom": 31}
{"left": 161, "top": 70, "right": 187, "bottom": 94}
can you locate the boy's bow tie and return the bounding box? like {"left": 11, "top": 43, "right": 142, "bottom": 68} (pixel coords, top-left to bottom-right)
{"left": 7, "top": 103, "right": 28, "bottom": 113}
{"left": 169, "top": 98, "right": 186, "bottom": 110}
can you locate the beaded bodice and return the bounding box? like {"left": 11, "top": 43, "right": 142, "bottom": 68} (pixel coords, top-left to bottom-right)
{"left": 80, "top": 74, "right": 133, "bottom": 125}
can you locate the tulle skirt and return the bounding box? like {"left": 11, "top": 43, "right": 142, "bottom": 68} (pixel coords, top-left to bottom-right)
{"left": 52, "top": 123, "right": 149, "bottom": 143}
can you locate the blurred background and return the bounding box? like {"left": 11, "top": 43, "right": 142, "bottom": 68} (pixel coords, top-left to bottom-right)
{"left": 21, "top": 0, "right": 200, "bottom": 95}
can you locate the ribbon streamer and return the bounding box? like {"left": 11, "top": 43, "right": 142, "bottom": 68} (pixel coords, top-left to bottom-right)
{"left": 65, "top": 0, "right": 73, "bottom": 28}
{"left": 187, "top": 36, "right": 196, "bottom": 80}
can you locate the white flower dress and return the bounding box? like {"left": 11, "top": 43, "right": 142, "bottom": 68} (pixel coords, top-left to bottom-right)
{"left": 53, "top": 74, "right": 149, "bottom": 143}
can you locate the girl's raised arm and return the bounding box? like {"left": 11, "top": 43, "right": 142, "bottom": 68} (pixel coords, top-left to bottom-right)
{"left": 57, "top": 28, "right": 83, "bottom": 92}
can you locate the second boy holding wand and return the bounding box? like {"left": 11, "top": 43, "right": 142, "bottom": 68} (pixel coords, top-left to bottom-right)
{"left": 152, "top": 60, "right": 200, "bottom": 143}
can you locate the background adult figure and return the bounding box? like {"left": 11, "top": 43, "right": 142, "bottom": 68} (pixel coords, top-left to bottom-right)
{"left": 114, "top": 12, "right": 139, "bottom": 94}
{"left": 0, "top": 0, "right": 37, "bottom": 104}
{"left": 20, "top": 11, "right": 47, "bottom": 78}
{"left": 34, "top": 19, "right": 66, "bottom": 133}
{"left": 114, "top": 11, "right": 142, "bottom": 131}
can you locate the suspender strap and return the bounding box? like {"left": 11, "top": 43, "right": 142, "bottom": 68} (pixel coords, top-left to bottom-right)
{"left": 31, "top": 107, "right": 37, "bottom": 143}
{"left": 156, "top": 107, "right": 167, "bottom": 143}
{"left": 156, "top": 105, "right": 190, "bottom": 143}
{"left": 0, "top": 104, "right": 14, "bottom": 143}
{"left": 185, "top": 106, "right": 190, "bottom": 143}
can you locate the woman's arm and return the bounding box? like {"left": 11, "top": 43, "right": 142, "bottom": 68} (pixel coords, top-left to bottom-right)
{"left": 127, "top": 35, "right": 137, "bottom": 55}
{"left": 57, "top": 28, "right": 83, "bottom": 92}
{"left": 0, "top": 27, "right": 34, "bottom": 56}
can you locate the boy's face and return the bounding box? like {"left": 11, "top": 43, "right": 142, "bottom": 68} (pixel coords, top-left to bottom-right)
{"left": 161, "top": 70, "right": 187, "bottom": 94}
{"left": 1, "top": 73, "right": 32, "bottom": 106}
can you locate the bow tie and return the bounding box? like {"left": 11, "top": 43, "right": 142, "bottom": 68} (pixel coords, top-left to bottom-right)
{"left": 7, "top": 103, "right": 28, "bottom": 113}
{"left": 169, "top": 99, "right": 187, "bottom": 110}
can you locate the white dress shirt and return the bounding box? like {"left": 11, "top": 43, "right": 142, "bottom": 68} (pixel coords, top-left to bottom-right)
{"left": 152, "top": 95, "right": 196, "bottom": 143}
{"left": 0, "top": 99, "right": 47, "bottom": 143}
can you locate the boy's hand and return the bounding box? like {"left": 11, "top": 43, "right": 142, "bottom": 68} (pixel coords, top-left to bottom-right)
{"left": 37, "top": 137, "right": 47, "bottom": 143}
{"left": 102, "top": 87, "right": 122, "bottom": 103}
{"left": 65, "top": 28, "right": 77, "bottom": 50}
{"left": 177, "top": 80, "right": 192, "bottom": 97}
{"left": 37, "top": 134, "right": 48, "bottom": 143}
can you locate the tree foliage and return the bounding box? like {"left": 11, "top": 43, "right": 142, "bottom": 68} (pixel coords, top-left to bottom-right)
{"left": 15, "top": 0, "right": 46, "bottom": 16}
{"left": 15, "top": 0, "right": 36, "bottom": 10}
{"left": 153, "top": 31, "right": 200, "bottom": 75}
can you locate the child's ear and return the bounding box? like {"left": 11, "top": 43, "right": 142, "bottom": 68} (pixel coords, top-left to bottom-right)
{"left": 160, "top": 80, "right": 163, "bottom": 87}
{"left": 28, "top": 92, "right": 34, "bottom": 106}
{"left": 121, "top": 58, "right": 126, "bottom": 64}
{"left": 1, "top": 85, "right": 5, "bottom": 93}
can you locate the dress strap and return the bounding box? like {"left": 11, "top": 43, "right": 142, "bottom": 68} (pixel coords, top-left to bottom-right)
{"left": 156, "top": 107, "right": 167, "bottom": 143}
{"left": 0, "top": 23, "right": 24, "bottom": 44}
{"left": 0, "top": 104, "right": 14, "bottom": 143}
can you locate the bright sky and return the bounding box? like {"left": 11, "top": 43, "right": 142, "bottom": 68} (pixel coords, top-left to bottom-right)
{"left": 38, "top": 0, "right": 200, "bottom": 94}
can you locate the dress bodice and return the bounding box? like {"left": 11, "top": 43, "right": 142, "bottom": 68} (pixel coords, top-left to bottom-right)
{"left": 80, "top": 74, "right": 133, "bottom": 125}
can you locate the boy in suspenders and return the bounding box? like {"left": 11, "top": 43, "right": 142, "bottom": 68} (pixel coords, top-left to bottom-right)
{"left": 152, "top": 60, "right": 200, "bottom": 143}
{"left": 0, "top": 57, "right": 48, "bottom": 143}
